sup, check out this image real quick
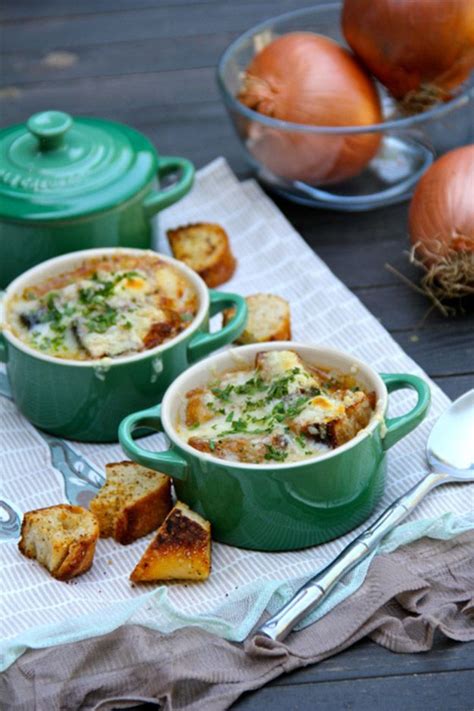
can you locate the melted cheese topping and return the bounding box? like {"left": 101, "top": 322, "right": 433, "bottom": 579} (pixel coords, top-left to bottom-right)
{"left": 7, "top": 255, "right": 198, "bottom": 360}
{"left": 177, "top": 350, "right": 375, "bottom": 464}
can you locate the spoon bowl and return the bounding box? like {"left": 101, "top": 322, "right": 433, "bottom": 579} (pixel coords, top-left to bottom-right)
{"left": 427, "top": 389, "right": 474, "bottom": 477}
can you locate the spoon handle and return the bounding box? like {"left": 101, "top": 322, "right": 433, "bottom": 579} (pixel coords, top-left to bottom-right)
{"left": 256, "top": 470, "right": 447, "bottom": 642}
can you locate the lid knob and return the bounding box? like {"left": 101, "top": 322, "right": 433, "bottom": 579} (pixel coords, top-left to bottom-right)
{"left": 27, "top": 111, "right": 73, "bottom": 151}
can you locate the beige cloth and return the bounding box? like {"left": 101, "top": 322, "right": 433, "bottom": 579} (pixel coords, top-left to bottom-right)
{"left": 2, "top": 531, "right": 473, "bottom": 711}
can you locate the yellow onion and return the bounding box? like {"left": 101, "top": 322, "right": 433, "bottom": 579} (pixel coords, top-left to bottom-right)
{"left": 238, "top": 32, "right": 382, "bottom": 184}
{"left": 408, "top": 145, "right": 474, "bottom": 309}
{"left": 342, "top": 0, "right": 474, "bottom": 111}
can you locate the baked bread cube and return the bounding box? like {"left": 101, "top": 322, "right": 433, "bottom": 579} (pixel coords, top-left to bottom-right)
{"left": 18, "top": 504, "right": 99, "bottom": 581}
{"left": 291, "top": 390, "right": 374, "bottom": 448}
{"left": 130, "top": 501, "right": 211, "bottom": 583}
{"left": 223, "top": 293, "right": 291, "bottom": 344}
{"left": 89, "top": 461, "right": 172, "bottom": 545}
{"left": 326, "top": 394, "right": 374, "bottom": 446}
{"left": 167, "top": 222, "right": 236, "bottom": 287}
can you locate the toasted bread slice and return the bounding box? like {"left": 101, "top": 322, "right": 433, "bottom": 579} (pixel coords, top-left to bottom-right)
{"left": 89, "top": 461, "right": 172, "bottom": 545}
{"left": 326, "top": 394, "right": 374, "bottom": 447}
{"left": 18, "top": 504, "right": 99, "bottom": 581}
{"left": 291, "top": 390, "right": 374, "bottom": 448}
{"left": 167, "top": 223, "right": 236, "bottom": 287}
{"left": 130, "top": 501, "right": 211, "bottom": 583}
{"left": 223, "top": 293, "right": 291, "bottom": 344}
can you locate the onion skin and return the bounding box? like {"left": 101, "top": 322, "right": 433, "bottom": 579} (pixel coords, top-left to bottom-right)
{"left": 342, "top": 0, "right": 474, "bottom": 103}
{"left": 408, "top": 145, "right": 474, "bottom": 267}
{"left": 238, "top": 32, "right": 382, "bottom": 184}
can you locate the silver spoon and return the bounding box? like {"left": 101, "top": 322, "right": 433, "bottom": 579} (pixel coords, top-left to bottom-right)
{"left": 256, "top": 389, "right": 474, "bottom": 643}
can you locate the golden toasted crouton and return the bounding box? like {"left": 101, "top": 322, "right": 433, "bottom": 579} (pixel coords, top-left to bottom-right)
{"left": 185, "top": 388, "right": 215, "bottom": 427}
{"left": 327, "top": 393, "right": 374, "bottom": 447}
{"left": 167, "top": 223, "right": 236, "bottom": 287}
{"left": 89, "top": 461, "right": 172, "bottom": 545}
{"left": 223, "top": 293, "right": 291, "bottom": 345}
{"left": 130, "top": 501, "right": 211, "bottom": 583}
{"left": 18, "top": 504, "right": 99, "bottom": 581}
{"left": 292, "top": 390, "right": 374, "bottom": 448}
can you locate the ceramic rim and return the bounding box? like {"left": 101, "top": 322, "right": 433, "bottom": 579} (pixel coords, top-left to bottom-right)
{"left": 160, "top": 341, "right": 389, "bottom": 470}
{"left": 0, "top": 247, "right": 210, "bottom": 368}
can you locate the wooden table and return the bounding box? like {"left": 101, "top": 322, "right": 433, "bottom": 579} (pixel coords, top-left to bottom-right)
{"left": 1, "top": 1, "right": 473, "bottom": 708}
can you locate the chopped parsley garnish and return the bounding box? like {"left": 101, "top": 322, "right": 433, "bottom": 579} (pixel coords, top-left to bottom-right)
{"left": 264, "top": 445, "right": 288, "bottom": 462}
{"left": 234, "top": 376, "right": 266, "bottom": 395}
{"left": 244, "top": 398, "right": 266, "bottom": 412}
{"left": 231, "top": 418, "right": 247, "bottom": 433}
{"left": 295, "top": 435, "right": 307, "bottom": 449}
{"left": 85, "top": 305, "right": 118, "bottom": 333}
{"left": 211, "top": 384, "right": 234, "bottom": 401}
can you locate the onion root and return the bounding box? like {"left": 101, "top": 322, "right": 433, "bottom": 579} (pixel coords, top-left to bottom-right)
{"left": 399, "top": 83, "right": 452, "bottom": 115}
{"left": 409, "top": 244, "right": 474, "bottom": 315}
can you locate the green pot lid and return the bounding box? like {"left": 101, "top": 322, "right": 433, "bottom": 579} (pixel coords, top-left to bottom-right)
{"left": 0, "top": 111, "right": 159, "bottom": 221}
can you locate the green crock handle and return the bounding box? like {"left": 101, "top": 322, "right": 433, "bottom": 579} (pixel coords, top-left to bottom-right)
{"left": 119, "top": 403, "right": 188, "bottom": 480}
{"left": 380, "top": 373, "right": 431, "bottom": 450}
{"left": 143, "top": 156, "right": 195, "bottom": 216}
{"left": 187, "top": 291, "right": 247, "bottom": 364}
{"left": 0, "top": 332, "right": 7, "bottom": 363}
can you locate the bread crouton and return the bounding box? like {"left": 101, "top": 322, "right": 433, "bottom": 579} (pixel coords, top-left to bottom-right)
{"left": 291, "top": 390, "right": 374, "bottom": 448}
{"left": 185, "top": 388, "right": 215, "bottom": 428}
{"left": 326, "top": 393, "right": 374, "bottom": 447}
{"left": 89, "top": 461, "right": 172, "bottom": 545}
{"left": 167, "top": 223, "right": 236, "bottom": 287}
{"left": 223, "top": 294, "right": 291, "bottom": 344}
{"left": 130, "top": 501, "right": 211, "bottom": 583}
{"left": 188, "top": 435, "right": 268, "bottom": 463}
{"left": 18, "top": 504, "right": 99, "bottom": 581}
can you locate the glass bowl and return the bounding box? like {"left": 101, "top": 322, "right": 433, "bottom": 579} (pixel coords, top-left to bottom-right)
{"left": 217, "top": 3, "right": 474, "bottom": 211}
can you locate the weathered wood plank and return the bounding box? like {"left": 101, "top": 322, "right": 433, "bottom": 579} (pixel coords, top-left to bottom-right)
{"left": 273, "top": 639, "right": 474, "bottom": 686}
{"left": 0, "top": 34, "right": 236, "bottom": 85}
{"left": 392, "top": 324, "right": 474, "bottom": 377}
{"left": 0, "top": 0, "right": 319, "bottom": 52}
{"left": 234, "top": 669, "right": 474, "bottom": 710}
{"left": 0, "top": 71, "right": 218, "bottom": 124}
{"left": 353, "top": 285, "right": 473, "bottom": 332}
{"left": 0, "top": 0, "right": 316, "bottom": 22}
{"left": 433, "top": 375, "right": 474, "bottom": 400}
{"left": 131, "top": 639, "right": 474, "bottom": 710}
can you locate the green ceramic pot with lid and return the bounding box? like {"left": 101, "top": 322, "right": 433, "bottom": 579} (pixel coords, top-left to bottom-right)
{"left": 0, "top": 110, "right": 195, "bottom": 287}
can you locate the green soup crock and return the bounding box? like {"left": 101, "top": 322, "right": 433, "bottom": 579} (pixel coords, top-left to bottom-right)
{"left": 0, "top": 247, "right": 247, "bottom": 442}
{"left": 0, "top": 110, "right": 194, "bottom": 287}
{"left": 119, "top": 342, "right": 431, "bottom": 551}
